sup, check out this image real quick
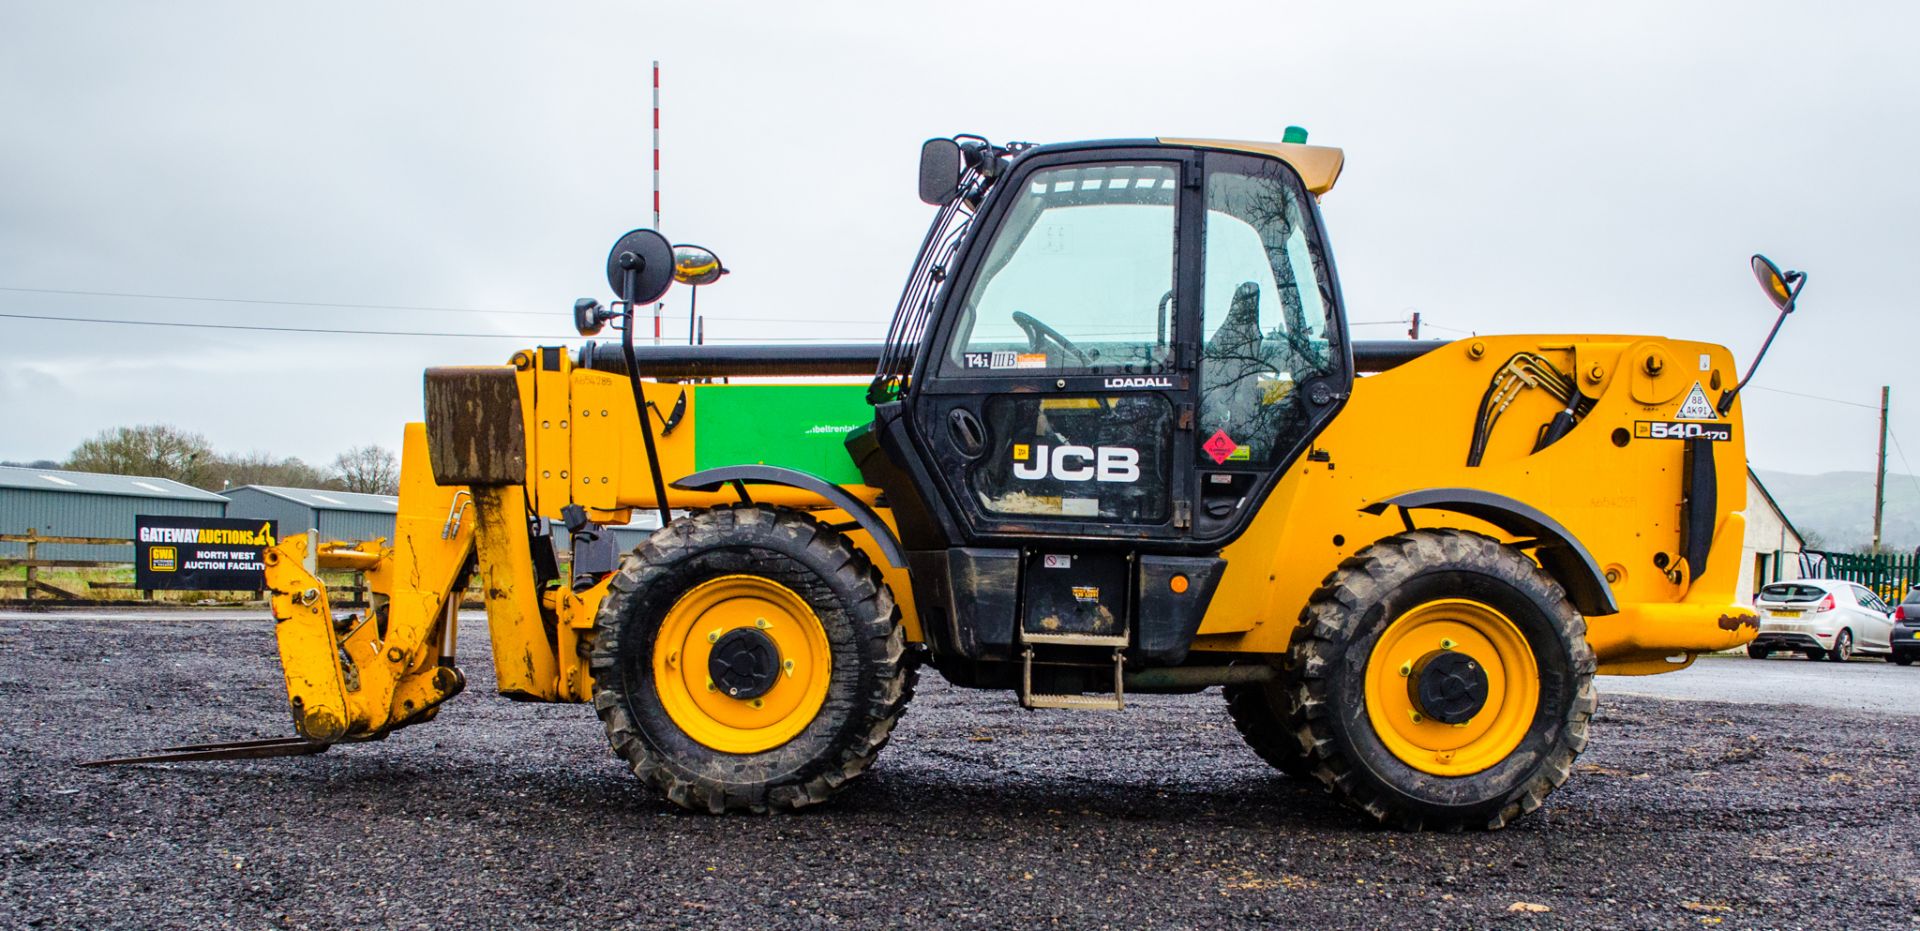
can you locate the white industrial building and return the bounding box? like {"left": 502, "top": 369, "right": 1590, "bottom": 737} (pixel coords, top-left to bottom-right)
{"left": 1740, "top": 468, "right": 1805, "bottom": 603}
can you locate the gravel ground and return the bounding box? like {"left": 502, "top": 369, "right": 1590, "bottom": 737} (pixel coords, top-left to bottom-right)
{"left": 2, "top": 611, "right": 1917, "bottom": 930}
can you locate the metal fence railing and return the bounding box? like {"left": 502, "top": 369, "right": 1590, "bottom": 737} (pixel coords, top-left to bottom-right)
{"left": 1799, "top": 549, "right": 1919, "bottom": 603}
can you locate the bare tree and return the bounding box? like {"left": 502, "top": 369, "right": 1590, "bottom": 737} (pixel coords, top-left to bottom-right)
{"left": 206, "top": 451, "right": 338, "bottom": 491}
{"left": 65, "top": 424, "right": 215, "bottom": 485}
{"left": 331, "top": 444, "right": 399, "bottom": 495}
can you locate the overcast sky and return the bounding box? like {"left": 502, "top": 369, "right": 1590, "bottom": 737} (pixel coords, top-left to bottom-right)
{"left": 2, "top": 1, "right": 1915, "bottom": 481}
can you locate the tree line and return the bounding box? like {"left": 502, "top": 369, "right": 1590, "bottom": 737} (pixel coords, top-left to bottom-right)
{"left": 1, "top": 424, "right": 400, "bottom": 495}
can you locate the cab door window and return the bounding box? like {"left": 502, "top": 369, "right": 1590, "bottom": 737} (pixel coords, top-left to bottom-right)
{"left": 941, "top": 163, "right": 1177, "bottom": 376}
{"left": 1196, "top": 160, "right": 1337, "bottom": 466}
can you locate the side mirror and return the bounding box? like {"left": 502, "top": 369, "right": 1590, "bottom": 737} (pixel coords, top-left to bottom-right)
{"left": 1720, "top": 253, "right": 1808, "bottom": 414}
{"left": 1751, "top": 254, "right": 1800, "bottom": 312}
{"left": 671, "top": 245, "right": 725, "bottom": 286}
{"left": 919, "top": 137, "right": 962, "bottom": 205}
{"left": 604, "top": 228, "right": 676, "bottom": 304}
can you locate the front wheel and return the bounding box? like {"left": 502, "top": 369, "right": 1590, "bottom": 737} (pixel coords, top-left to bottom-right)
{"left": 588, "top": 505, "right": 914, "bottom": 813}
{"left": 1282, "top": 529, "right": 1595, "bottom": 830}
{"left": 1895, "top": 655, "right": 1914, "bottom": 667}
{"left": 1825, "top": 629, "right": 1854, "bottom": 663}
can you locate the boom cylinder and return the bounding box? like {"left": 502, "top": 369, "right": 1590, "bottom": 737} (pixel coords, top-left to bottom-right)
{"left": 577, "top": 340, "right": 1438, "bottom": 380}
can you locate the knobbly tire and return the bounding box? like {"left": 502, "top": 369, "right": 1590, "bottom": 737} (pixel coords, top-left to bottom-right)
{"left": 1225, "top": 668, "right": 1312, "bottom": 778}
{"left": 588, "top": 504, "right": 914, "bottom": 814}
{"left": 1280, "top": 529, "right": 1596, "bottom": 831}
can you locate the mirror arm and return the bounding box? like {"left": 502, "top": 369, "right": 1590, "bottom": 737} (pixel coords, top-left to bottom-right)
{"left": 1717, "top": 272, "right": 1806, "bottom": 415}
{"left": 617, "top": 266, "right": 675, "bottom": 528}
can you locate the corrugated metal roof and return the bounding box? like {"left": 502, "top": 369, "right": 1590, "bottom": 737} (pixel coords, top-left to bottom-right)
{"left": 229, "top": 485, "right": 399, "bottom": 513}
{"left": 0, "top": 465, "right": 228, "bottom": 502}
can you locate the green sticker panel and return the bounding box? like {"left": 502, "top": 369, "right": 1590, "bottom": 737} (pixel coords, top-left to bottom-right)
{"left": 691, "top": 384, "right": 873, "bottom": 486}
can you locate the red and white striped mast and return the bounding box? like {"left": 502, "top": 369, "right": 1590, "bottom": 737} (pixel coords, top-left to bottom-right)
{"left": 651, "top": 60, "right": 663, "bottom": 345}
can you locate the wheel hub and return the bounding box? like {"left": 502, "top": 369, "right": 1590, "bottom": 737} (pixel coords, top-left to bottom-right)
{"left": 709, "top": 627, "right": 781, "bottom": 699}
{"left": 1407, "top": 650, "right": 1489, "bottom": 724}
{"left": 1363, "top": 598, "right": 1540, "bottom": 777}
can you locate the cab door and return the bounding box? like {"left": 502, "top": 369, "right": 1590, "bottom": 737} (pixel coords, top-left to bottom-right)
{"left": 1188, "top": 150, "right": 1352, "bottom": 545}
{"left": 914, "top": 152, "right": 1199, "bottom": 544}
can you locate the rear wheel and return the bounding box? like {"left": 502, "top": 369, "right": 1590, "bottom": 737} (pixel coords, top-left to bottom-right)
{"left": 1745, "top": 644, "right": 1771, "bottom": 660}
{"left": 1895, "top": 655, "right": 1914, "bottom": 667}
{"left": 1825, "top": 629, "right": 1854, "bottom": 663}
{"left": 588, "top": 505, "right": 914, "bottom": 813}
{"left": 1225, "top": 673, "right": 1312, "bottom": 778}
{"left": 1281, "top": 529, "right": 1595, "bottom": 830}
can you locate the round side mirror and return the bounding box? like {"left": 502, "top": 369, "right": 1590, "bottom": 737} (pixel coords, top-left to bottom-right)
{"left": 671, "top": 245, "right": 725, "bottom": 286}
{"left": 1751, "top": 254, "right": 1795, "bottom": 312}
{"left": 605, "top": 228, "right": 675, "bottom": 304}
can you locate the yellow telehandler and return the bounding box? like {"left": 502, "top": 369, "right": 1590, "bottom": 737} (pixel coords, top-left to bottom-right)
{"left": 92, "top": 131, "right": 1804, "bottom": 830}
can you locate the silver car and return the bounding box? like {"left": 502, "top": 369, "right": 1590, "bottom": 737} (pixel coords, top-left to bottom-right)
{"left": 1747, "top": 579, "right": 1895, "bottom": 662}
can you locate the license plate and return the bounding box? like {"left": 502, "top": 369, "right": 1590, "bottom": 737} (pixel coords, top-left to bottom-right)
{"left": 1770, "top": 609, "right": 1803, "bottom": 618}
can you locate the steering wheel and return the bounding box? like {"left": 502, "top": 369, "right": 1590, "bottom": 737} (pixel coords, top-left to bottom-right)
{"left": 1010, "top": 311, "right": 1090, "bottom": 367}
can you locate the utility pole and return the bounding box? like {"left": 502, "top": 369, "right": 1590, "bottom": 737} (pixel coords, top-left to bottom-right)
{"left": 1408, "top": 311, "right": 1421, "bottom": 340}
{"left": 1874, "top": 385, "right": 1890, "bottom": 553}
{"left": 652, "top": 60, "right": 663, "bottom": 346}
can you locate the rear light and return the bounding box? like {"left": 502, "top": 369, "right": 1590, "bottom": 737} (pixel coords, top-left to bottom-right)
{"left": 1897, "top": 605, "right": 1908, "bottom": 621}
{"left": 1818, "top": 594, "right": 1835, "bottom": 613}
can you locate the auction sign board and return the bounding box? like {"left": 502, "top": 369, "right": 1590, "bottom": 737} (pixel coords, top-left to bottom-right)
{"left": 135, "top": 516, "right": 279, "bottom": 591}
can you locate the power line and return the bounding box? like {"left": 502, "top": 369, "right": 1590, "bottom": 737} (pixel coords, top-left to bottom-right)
{"left": 1747, "top": 384, "right": 1881, "bottom": 410}
{"left": 0, "top": 311, "right": 872, "bottom": 342}
{"left": 1888, "top": 428, "right": 1920, "bottom": 501}
{"left": 0, "top": 285, "right": 556, "bottom": 316}
{"left": 0, "top": 285, "right": 887, "bottom": 326}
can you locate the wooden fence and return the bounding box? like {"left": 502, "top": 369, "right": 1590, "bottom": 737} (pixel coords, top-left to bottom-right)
{"left": 0, "top": 529, "right": 390, "bottom": 607}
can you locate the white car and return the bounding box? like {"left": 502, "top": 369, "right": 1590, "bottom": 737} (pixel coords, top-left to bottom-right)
{"left": 1747, "top": 579, "right": 1895, "bottom": 662}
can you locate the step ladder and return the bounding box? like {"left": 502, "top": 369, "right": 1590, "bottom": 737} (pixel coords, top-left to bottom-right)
{"left": 1019, "top": 630, "right": 1128, "bottom": 711}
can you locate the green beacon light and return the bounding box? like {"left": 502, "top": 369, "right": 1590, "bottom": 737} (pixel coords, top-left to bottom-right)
{"left": 1282, "top": 125, "right": 1309, "bottom": 144}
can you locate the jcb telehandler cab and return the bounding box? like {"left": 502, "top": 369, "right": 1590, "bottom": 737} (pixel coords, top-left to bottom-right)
{"left": 93, "top": 133, "right": 1802, "bottom": 831}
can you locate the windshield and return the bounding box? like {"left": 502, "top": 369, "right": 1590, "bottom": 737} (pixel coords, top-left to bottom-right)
{"left": 941, "top": 163, "right": 1177, "bottom": 375}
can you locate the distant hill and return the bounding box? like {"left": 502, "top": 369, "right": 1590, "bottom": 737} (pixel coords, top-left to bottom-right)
{"left": 1754, "top": 469, "right": 1920, "bottom": 552}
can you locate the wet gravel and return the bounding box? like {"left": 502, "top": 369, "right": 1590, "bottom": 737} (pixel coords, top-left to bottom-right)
{"left": 2, "top": 611, "right": 1917, "bottom": 930}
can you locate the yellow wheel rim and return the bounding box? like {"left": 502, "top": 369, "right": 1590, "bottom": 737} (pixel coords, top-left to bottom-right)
{"left": 1364, "top": 598, "right": 1539, "bottom": 777}
{"left": 651, "top": 575, "right": 832, "bottom": 754}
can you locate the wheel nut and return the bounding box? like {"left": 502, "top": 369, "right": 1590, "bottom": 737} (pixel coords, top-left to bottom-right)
{"left": 1398, "top": 661, "right": 1412, "bottom": 678}
{"left": 705, "top": 678, "right": 717, "bottom": 692}
{"left": 750, "top": 698, "right": 764, "bottom": 709}
{"left": 754, "top": 617, "right": 771, "bottom": 630}
{"left": 783, "top": 659, "right": 796, "bottom": 677}
{"left": 1409, "top": 710, "right": 1424, "bottom": 723}
{"left": 707, "top": 630, "right": 720, "bottom": 643}
{"left": 1439, "top": 639, "right": 1456, "bottom": 650}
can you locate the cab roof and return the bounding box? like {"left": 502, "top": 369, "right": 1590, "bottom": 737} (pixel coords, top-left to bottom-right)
{"left": 1159, "top": 138, "right": 1346, "bottom": 195}
{"left": 1006, "top": 138, "right": 1346, "bottom": 197}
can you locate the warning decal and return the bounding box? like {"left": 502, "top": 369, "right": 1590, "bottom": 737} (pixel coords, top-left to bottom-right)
{"left": 1675, "top": 382, "right": 1717, "bottom": 421}
{"left": 1202, "top": 430, "right": 1238, "bottom": 465}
